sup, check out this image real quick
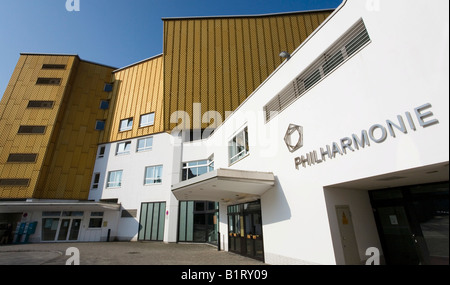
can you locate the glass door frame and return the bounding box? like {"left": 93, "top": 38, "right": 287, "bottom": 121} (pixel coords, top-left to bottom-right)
{"left": 227, "top": 200, "right": 264, "bottom": 262}
{"left": 370, "top": 181, "right": 449, "bottom": 265}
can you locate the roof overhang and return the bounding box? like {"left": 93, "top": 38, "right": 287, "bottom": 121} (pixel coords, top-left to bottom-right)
{"left": 0, "top": 200, "right": 121, "bottom": 213}
{"left": 172, "top": 168, "right": 275, "bottom": 204}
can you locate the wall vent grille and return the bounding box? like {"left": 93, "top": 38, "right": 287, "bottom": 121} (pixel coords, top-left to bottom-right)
{"left": 264, "top": 19, "right": 370, "bottom": 122}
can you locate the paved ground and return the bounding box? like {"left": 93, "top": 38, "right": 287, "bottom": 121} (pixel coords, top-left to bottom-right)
{"left": 0, "top": 241, "right": 266, "bottom": 265}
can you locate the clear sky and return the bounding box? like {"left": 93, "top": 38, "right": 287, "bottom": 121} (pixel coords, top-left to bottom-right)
{"left": 0, "top": 0, "right": 342, "bottom": 100}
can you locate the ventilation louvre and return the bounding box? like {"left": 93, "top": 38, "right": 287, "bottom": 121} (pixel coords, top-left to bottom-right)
{"left": 264, "top": 19, "right": 371, "bottom": 123}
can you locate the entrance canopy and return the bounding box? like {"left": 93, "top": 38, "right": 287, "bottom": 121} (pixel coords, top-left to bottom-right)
{"left": 172, "top": 168, "right": 275, "bottom": 204}
{"left": 0, "top": 199, "right": 121, "bottom": 213}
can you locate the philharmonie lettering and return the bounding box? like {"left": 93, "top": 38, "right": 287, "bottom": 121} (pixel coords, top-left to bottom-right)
{"left": 294, "top": 103, "right": 439, "bottom": 169}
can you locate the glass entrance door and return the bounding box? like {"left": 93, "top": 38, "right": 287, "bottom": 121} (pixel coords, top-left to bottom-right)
{"left": 370, "top": 182, "right": 449, "bottom": 265}
{"left": 227, "top": 200, "right": 264, "bottom": 261}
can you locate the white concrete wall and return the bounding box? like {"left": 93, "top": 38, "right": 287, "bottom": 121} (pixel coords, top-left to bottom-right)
{"left": 89, "top": 132, "right": 182, "bottom": 242}
{"left": 175, "top": 0, "right": 449, "bottom": 264}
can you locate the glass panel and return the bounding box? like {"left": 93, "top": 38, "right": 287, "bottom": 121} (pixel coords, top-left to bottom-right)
{"left": 412, "top": 197, "right": 449, "bottom": 265}
{"left": 58, "top": 219, "right": 70, "bottom": 240}
{"left": 68, "top": 219, "right": 81, "bottom": 240}
{"left": 186, "top": 201, "right": 194, "bottom": 241}
{"left": 193, "top": 214, "right": 205, "bottom": 242}
{"left": 376, "top": 206, "right": 420, "bottom": 264}
{"left": 158, "top": 203, "right": 166, "bottom": 241}
{"left": 179, "top": 202, "right": 187, "bottom": 241}
{"left": 151, "top": 203, "right": 160, "bottom": 240}
{"left": 197, "top": 166, "right": 207, "bottom": 177}
{"left": 89, "top": 218, "right": 103, "bottom": 228}
{"left": 42, "top": 218, "right": 59, "bottom": 241}
{"left": 145, "top": 203, "right": 154, "bottom": 240}
{"left": 138, "top": 204, "right": 148, "bottom": 240}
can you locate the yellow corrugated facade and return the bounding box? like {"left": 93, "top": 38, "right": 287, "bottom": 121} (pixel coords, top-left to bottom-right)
{"left": 163, "top": 10, "right": 332, "bottom": 131}
{"left": 99, "top": 55, "right": 164, "bottom": 144}
{"left": 0, "top": 10, "right": 332, "bottom": 200}
{"left": 0, "top": 54, "right": 114, "bottom": 200}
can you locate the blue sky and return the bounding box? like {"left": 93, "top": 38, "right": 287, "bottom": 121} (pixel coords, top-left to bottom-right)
{"left": 0, "top": 0, "right": 342, "bottom": 100}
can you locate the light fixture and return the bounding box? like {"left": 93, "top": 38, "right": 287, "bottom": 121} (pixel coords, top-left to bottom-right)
{"left": 279, "top": 51, "right": 291, "bottom": 60}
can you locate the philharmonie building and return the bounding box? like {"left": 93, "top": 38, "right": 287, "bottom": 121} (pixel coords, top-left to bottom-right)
{"left": 0, "top": 0, "right": 448, "bottom": 265}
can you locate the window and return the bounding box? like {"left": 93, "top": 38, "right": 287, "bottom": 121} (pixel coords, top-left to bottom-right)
{"left": 98, "top": 146, "right": 106, "bottom": 158}
{"left": 42, "top": 64, "right": 66, "bottom": 70}
{"left": 137, "top": 137, "right": 153, "bottom": 152}
{"left": 99, "top": 100, "right": 110, "bottom": 110}
{"left": 182, "top": 157, "right": 214, "bottom": 181}
{"left": 0, "top": 179, "right": 30, "bottom": 187}
{"left": 228, "top": 127, "right": 249, "bottom": 165}
{"left": 144, "top": 165, "right": 163, "bottom": 185}
{"left": 139, "top": 113, "right": 155, "bottom": 127}
{"left": 88, "top": 212, "right": 103, "bottom": 228}
{"left": 107, "top": 170, "right": 123, "bottom": 188}
{"left": 95, "top": 120, "right": 105, "bottom": 131}
{"left": 92, "top": 173, "right": 100, "bottom": 189}
{"left": 27, "top": 101, "right": 54, "bottom": 108}
{"left": 18, "top": 125, "right": 46, "bottom": 134}
{"left": 104, "top": 83, "right": 114, "bottom": 92}
{"left": 119, "top": 118, "right": 133, "bottom": 132}
{"left": 116, "top": 141, "right": 131, "bottom": 155}
{"left": 36, "top": 78, "right": 61, "bottom": 85}
{"left": 7, "top": 153, "right": 37, "bottom": 163}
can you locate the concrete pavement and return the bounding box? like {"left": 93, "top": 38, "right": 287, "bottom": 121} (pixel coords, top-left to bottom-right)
{"left": 0, "top": 241, "right": 266, "bottom": 265}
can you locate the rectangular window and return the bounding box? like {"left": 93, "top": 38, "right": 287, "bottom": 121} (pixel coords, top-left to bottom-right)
{"left": 42, "top": 64, "right": 66, "bottom": 70}
{"left": 92, "top": 173, "right": 100, "bottom": 189}
{"left": 182, "top": 157, "right": 214, "bottom": 181}
{"left": 88, "top": 212, "right": 103, "bottom": 228}
{"left": 139, "top": 113, "right": 155, "bottom": 127}
{"left": 7, "top": 154, "right": 38, "bottom": 163}
{"left": 116, "top": 141, "right": 131, "bottom": 155}
{"left": 107, "top": 170, "right": 123, "bottom": 188}
{"left": 36, "top": 78, "right": 61, "bottom": 85}
{"left": 95, "top": 120, "right": 105, "bottom": 131}
{"left": 0, "top": 179, "right": 30, "bottom": 187}
{"left": 27, "top": 101, "right": 55, "bottom": 108}
{"left": 104, "top": 83, "right": 114, "bottom": 92}
{"left": 137, "top": 137, "right": 153, "bottom": 152}
{"left": 99, "top": 100, "right": 110, "bottom": 110}
{"left": 98, "top": 146, "right": 106, "bottom": 158}
{"left": 144, "top": 165, "right": 163, "bottom": 185}
{"left": 18, "top": 126, "right": 46, "bottom": 134}
{"left": 119, "top": 118, "right": 133, "bottom": 132}
{"left": 228, "top": 127, "right": 249, "bottom": 165}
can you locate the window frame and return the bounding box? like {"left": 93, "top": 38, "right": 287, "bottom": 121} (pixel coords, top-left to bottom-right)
{"left": 136, "top": 137, "right": 153, "bottom": 152}
{"left": 182, "top": 157, "right": 214, "bottom": 181}
{"left": 228, "top": 126, "right": 249, "bottom": 165}
{"left": 144, "top": 165, "right": 163, "bottom": 185}
{"left": 116, "top": 141, "right": 132, "bottom": 155}
{"left": 139, "top": 112, "right": 155, "bottom": 128}
{"left": 106, "top": 170, "right": 123, "bottom": 188}
{"left": 119, "top": 118, "right": 133, "bottom": 132}
{"left": 92, "top": 173, "right": 100, "bottom": 189}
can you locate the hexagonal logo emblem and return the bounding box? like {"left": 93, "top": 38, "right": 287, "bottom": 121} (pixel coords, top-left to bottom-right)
{"left": 284, "top": 124, "right": 303, "bottom": 153}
